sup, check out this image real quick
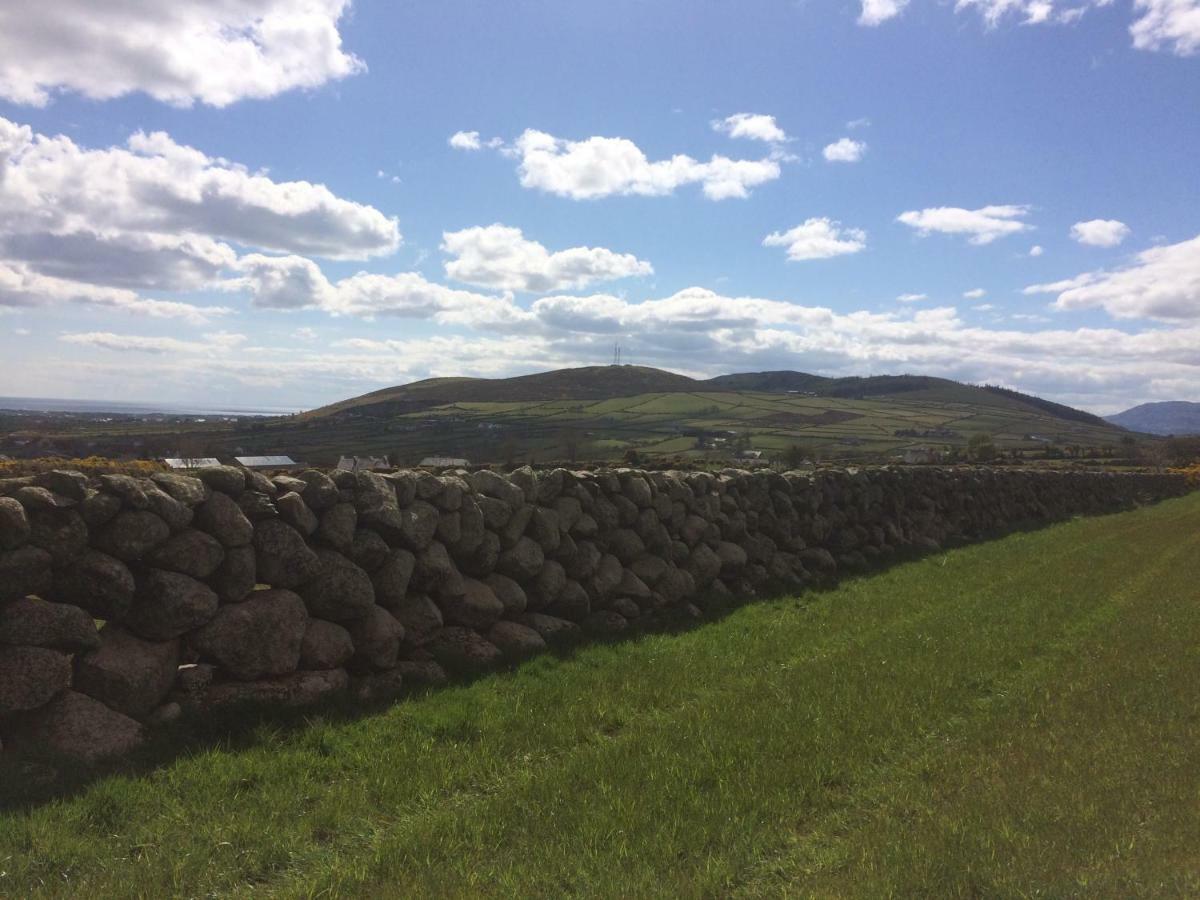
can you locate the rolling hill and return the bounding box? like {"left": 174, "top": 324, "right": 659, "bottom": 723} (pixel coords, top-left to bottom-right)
{"left": 1106, "top": 401, "right": 1200, "bottom": 436}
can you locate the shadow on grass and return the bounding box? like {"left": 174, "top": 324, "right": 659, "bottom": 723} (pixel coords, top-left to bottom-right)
{"left": 0, "top": 506, "right": 1149, "bottom": 812}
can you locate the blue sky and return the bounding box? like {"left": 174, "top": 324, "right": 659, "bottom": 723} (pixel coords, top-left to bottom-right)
{"left": 0, "top": 0, "right": 1197, "bottom": 413}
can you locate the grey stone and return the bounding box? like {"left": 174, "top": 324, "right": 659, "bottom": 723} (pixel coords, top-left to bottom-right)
{"left": 150, "top": 473, "right": 211, "bottom": 506}
{"left": 372, "top": 548, "right": 416, "bottom": 611}
{"left": 345, "top": 605, "right": 404, "bottom": 671}
{"left": 0, "top": 598, "right": 99, "bottom": 651}
{"left": 254, "top": 518, "right": 322, "bottom": 588}
{"left": 196, "top": 465, "right": 246, "bottom": 495}
{"left": 0, "top": 544, "right": 53, "bottom": 602}
{"left": 426, "top": 626, "right": 503, "bottom": 674}
{"left": 73, "top": 626, "right": 179, "bottom": 718}
{"left": 395, "top": 659, "right": 446, "bottom": 686}
{"left": 94, "top": 509, "right": 169, "bottom": 561}
{"left": 389, "top": 593, "right": 443, "bottom": 646}
{"left": 298, "top": 470, "right": 339, "bottom": 510}
{"left": 78, "top": 489, "right": 121, "bottom": 528}
{"left": 126, "top": 569, "right": 219, "bottom": 640}
{"left": 49, "top": 550, "right": 135, "bottom": 619}
{"left": 517, "top": 612, "right": 582, "bottom": 645}
{"left": 276, "top": 491, "right": 317, "bottom": 534}
{"left": 211, "top": 545, "right": 256, "bottom": 603}
{"left": 298, "top": 548, "right": 375, "bottom": 620}
{"left": 195, "top": 668, "right": 349, "bottom": 712}
{"left": 236, "top": 490, "right": 279, "bottom": 523}
{"left": 14, "top": 486, "right": 75, "bottom": 510}
{"left": 143, "top": 485, "right": 194, "bottom": 531}
{"left": 484, "top": 573, "right": 527, "bottom": 615}
{"left": 0, "top": 496, "right": 30, "bottom": 549}
{"left": 440, "top": 578, "right": 504, "bottom": 629}
{"left": 318, "top": 502, "right": 357, "bottom": 551}
{"left": 398, "top": 500, "right": 440, "bottom": 551}
{"left": 195, "top": 491, "right": 254, "bottom": 548}
{"left": 190, "top": 589, "right": 308, "bottom": 680}
{"left": 146, "top": 528, "right": 225, "bottom": 579}
{"left": 348, "top": 528, "right": 390, "bottom": 572}
{"left": 350, "top": 669, "right": 406, "bottom": 703}
{"left": 487, "top": 620, "right": 547, "bottom": 659}
{"left": 582, "top": 610, "right": 629, "bottom": 636}
{"left": 28, "top": 507, "right": 88, "bottom": 566}
{"left": 469, "top": 469, "right": 526, "bottom": 510}
{"left": 0, "top": 646, "right": 71, "bottom": 714}
{"left": 98, "top": 474, "right": 149, "bottom": 507}
{"left": 4, "top": 691, "right": 144, "bottom": 765}
{"left": 300, "top": 619, "right": 355, "bottom": 670}
{"left": 412, "top": 541, "right": 463, "bottom": 595}
{"left": 497, "top": 536, "right": 544, "bottom": 581}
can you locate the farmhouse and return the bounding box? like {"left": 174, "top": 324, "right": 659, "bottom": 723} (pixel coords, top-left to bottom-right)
{"left": 162, "top": 457, "right": 221, "bottom": 470}
{"left": 419, "top": 456, "right": 470, "bottom": 468}
{"left": 234, "top": 455, "right": 299, "bottom": 470}
{"left": 336, "top": 455, "right": 390, "bottom": 472}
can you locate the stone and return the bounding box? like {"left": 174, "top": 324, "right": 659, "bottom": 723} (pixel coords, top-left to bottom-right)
{"left": 299, "top": 469, "right": 339, "bottom": 510}
{"left": 254, "top": 518, "right": 322, "bottom": 588}
{"left": 0, "top": 598, "right": 99, "bottom": 651}
{"left": 529, "top": 506, "right": 560, "bottom": 553}
{"left": 516, "top": 613, "right": 582, "bottom": 645}
{"left": 457, "top": 498, "right": 486, "bottom": 551}
{"left": 196, "top": 668, "right": 349, "bottom": 712}
{"left": 484, "top": 573, "right": 527, "bottom": 615}
{"left": 276, "top": 491, "right": 317, "bottom": 534}
{"left": 39, "top": 470, "right": 87, "bottom": 501}
{"left": 497, "top": 536, "right": 544, "bottom": 581}
{"left": 621, "top": 473, "right": 653, "bottom": 508}
{"left": 389, "top": 593, "right": 443, "bottom": 646}
{"left": 529, "top": 559, "right": 566, "bottom": 610}
{"left": 610, "top": 597, "right": 641, "bottom": 619}
{"left": 546, "top": 579, "right": 590, "bottom": 622}
{"left": 349, "top": 528, "right": 391, "bottom": 572}
{"left": 13, "top": 486, "right": 75, "bottom": 510}
{"left": 716, "top": 541, "right": 750, "bottom": 572}
{"left": 631, "top": 554, "right": 669, "bottom": 587}
{"left": 686, "top": 542, "right": 722, "bottom": 586}
{"left": 477, "top": 495, "right": 512, "bottom": 529}
{"left": 318, "top": 502, "right": 357, "bottom": 551}
{"left": 440, "top": 578, "right": 504, "bottom": 629}
{"left": 372, "top": 548, "right": 416, "bottom": 610}
{"left": 176, "top": 662, "right": 216, "bottom": 694}
{"left": 455, "top": 529, "right": 500, "bottom": 578}
{"left": 345, "top": 605, "right": 404, "bottom": 671}
{"left": 27, "top": 507, "right": 88, "bottom": 566}
{"left": 146, "top": 528, "right": 226, "bottom": 579}
{"left": 298, "top": 548, "right": 376, "bottom": 620}
{"left": 398, "top": 500, "right": 440, "bottom": 551}
{"left": 592, "top": 553, "right": 624, "bottom": 599}
{"left": 350, "top": 669, "right": 406, "bottom": 703}
{"left": 582, "top": 610, "right": 629, "bottom": 636}
{"left": 395, "top": 659, "right": 447, "bottom": 686}
{"left": 300, "top": 619, "right": 355, "bottom": 670}
{"left": 487, "top": 621, "right": 547, "bottom": 659}
{"left": 0, "top": 544, "right": 53, "bottom": 602}
{"left": 94, "top": 509, "right": 170, "bottom": 561}
{"left": 49, "top": 550, "right": 135, "bottom": 619}
{"left": 151, "top": 473, "right": 211, "bottom": 506}
{"left": 797, "top": 546, "right": 837, "bottom": 573}
{"left": 500, "top": 504, "right": 533, "bottom": 548}
{"left": 608, "top": 528, "right": 645, "bottom": 565}
{"left": 426, "top": 626, "right": 503, "bottom": 674}
{"left": 616, "top": 569, "right": 652, "bottom": 601}
{"left": 73, "top": 626, "right": 179, "bottom": 718}
{"left": 237, "top": 491, "right": 278, "bottom": 523}
{"left": 4, "top": 691, "right": 144, "bottom": 765}
{"left": 656, "top": 567, "right": 696, "bottom": 605}
{"left": 469, "top": 469, "right": 527, "bottom": 510}
{"left": 411, "top": 541, "right": 464, "bottom": 595}
{"left": 244, "top": 469, "right": 277, "bottom": 495}
{"left": 190, "top": 589, "right": 308, "bottom": 680}
{"left": 143, "top": 485, "right": 194, "bottom": 531}
{"left": 78, "top": 489, "right": 121, "bottom": 528}
{"left": 211, "top": 545, "right": 257, "bottom": 603}
{"left": 126, "top": 569, "right": 219, "bottom": 640}
{"left": 0, "top": 496, "right": 30, "bottom": 549}
{"left": 0, "top": 646, "right": 71, "bottom": 714}
{"left": 196, "top": 465, "right": 246, "bottom": 495}
{"left": 195, "top": 491, "right": 254, "bottom": 548}
{"left": 436, "top": 510, "right": 461, "bottom": 545}
{"left": 509, "top": 465, "right": 537, "bottom": 503}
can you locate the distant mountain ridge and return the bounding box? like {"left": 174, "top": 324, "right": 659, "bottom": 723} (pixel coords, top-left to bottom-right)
{"left": 307, "top": 364, "right": 1110, "bottom": 431}
{"left": 1106, "top": 401, "right": 1200, "bottom": 436}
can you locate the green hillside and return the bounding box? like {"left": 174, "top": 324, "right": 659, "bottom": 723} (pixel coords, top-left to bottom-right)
{"left": 4, "top": 494, "right": 1198, "bottom": 896}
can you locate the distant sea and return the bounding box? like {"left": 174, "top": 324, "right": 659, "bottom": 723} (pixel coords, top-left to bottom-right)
{"left": 0, "top": 396, "right": 302, "bottom": 417}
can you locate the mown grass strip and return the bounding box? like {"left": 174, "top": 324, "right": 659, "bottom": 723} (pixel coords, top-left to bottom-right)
{"left": 0, "top": 495, "right": 1197, "bottom": 898}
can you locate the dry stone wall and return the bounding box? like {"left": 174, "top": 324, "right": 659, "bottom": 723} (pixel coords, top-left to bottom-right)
{"left": 0, "top": 464, "right": 1189, "bottom": 765}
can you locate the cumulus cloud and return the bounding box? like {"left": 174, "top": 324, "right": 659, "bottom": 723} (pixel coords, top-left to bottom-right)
{"left": 440, "top": 224, "right": 652, "bottom": 293}
{"left": 822, "top": 138, "right": 867, "bottom": 162}
{"left": 897, "top": 204, "right": 1032, "bottom": 245}
{"left": 1130, "top": 0, "right": 1200, "bottom": 55}
{"left": 60, "top": 331, "right": 246, "bottom": 355}
{"left": 0, "top": 0, "right": 363, "bottom": 107}
{"left": 449, "top": 130, "right": 482, "bottom": 150}
{"left": 860, "top": 0, "right": 911, "bottom": 24}
{"left": 712, "top": 113, "right": 789, "bottom": 143}
{"left": 897, "top": 293, "right": 928, "bottom": 303}
{"left": 963, "top": 288, "right": 987, "bottom": 299}
{"left": 1030, "top": 245, "right": 1045, "bottom": 257}
{"left": 1070, "top": 218, "right": 1131, "bottom": 247}
{"left": 1025, "top": 233, "right": 1200, "bottom": 320}
{"left": 230, "top": 254, "right": 526, "bottom": 327}
{"left": 762, "top": 219, "right": 867, "bottom": 261}
{"left": 504, "top": 128, "right": 781, "bottom": 201}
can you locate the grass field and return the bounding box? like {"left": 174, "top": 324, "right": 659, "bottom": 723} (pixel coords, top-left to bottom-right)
{"left": 2, "top": 494, "right": 1198, "bottom": 897}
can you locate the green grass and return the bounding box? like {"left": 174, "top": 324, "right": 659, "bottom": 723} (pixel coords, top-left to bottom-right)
{"left": 3, "top": 494, "right": 1198, "bottom": 897}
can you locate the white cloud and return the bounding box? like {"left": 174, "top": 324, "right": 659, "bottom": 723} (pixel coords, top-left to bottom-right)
{"left": 440, "top": 224, "right": 652, "bottom": 293}
{"left": 897, "top": 204, "right": 1032, "bottom": 245}
{"left": 973, "top": 303, "right": 996, "bottom": 311}
{"left": 449, "top": 130, "right": 482, "bottom": 151}
{"left": 230, "top": 254, "right": 526, "bottom": 327}
{"left": 963, "top": 288, "right": 987, "bottom": 299}
{"left": 1070, "top": 219, "right": 1131, "bottom": 247}
{"left": 897, "top": 293, "right": 928, "bottom": 303}
{"left": 822, "top": 138, "right": 868, "bottom": 163}
{"left": 1030, "top": 245, "right": 1045, "bottom": 257}
{"left": 60, "top": 331, "right": 246, "bottom": 355}
{"left": 1130, "top": 0, "right": 1200, "bottom": 55}
{"left": 860, "top": 0, "right": 910, "bottom": 25}
{"left": 0, "top": 0, "right": 362, "bottom": 107}
{"left": 506, "top": 129, "right": 781, "bottom": 201}
{"left": 1025, "top": 233, "right": 1200, "bottom": 320}
{"left": 712, "top": 113, "right": 789, "bottom": 143}
{"left": 763, "top": 219, "right": 867, "bottom": 261}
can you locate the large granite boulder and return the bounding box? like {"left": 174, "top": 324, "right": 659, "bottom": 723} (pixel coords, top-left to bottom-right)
{"left": 73, "top": 626, "right": 179, "bottom": 718}
{"left": 146, "top": 528, "right": 226, "bottom": 579}
{"left": 0, "top": 598, "right": 99, "bottom": 652}
{"left": 254, "top": 518, "right": 322, "bottom": 588}
{"left": 0, "top": 645, "right": 71, "bottom": 714}
{"left": 298, "top": 548, "right": 375, "bottom": 620}
{"left": 190, "top": 589, "right": 308, "bottom": 680}
{"left": 126, "top": 569, "right": 219, "bottom": 640}
{"left": 3, "top": 691, "right": 144, "bottom": 765}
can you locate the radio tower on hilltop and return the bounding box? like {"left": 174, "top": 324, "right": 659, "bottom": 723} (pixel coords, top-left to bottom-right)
{"left": 612, "top": 341, "right": 622, "bottom": 366}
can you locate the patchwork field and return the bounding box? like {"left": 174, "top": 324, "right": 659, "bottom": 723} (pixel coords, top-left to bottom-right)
{"left": 3, "top": 493, "right": 1197, "bottom": 897}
